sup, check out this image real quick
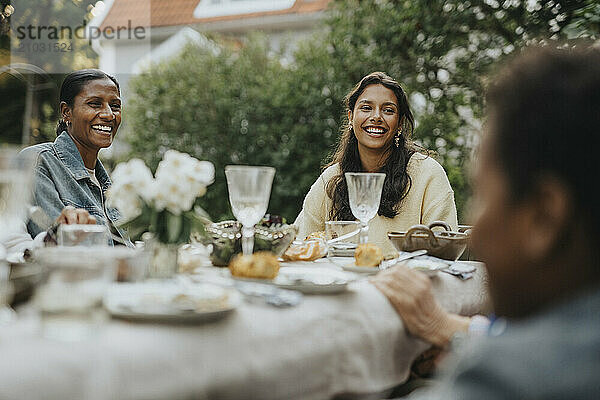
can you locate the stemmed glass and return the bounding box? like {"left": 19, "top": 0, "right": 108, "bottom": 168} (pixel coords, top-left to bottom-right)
{"left": 345, "top": 172, "right": 386, "bottom": 244}
{"left": 225, "top": 165, "right": 275, "bottom": 256}
{"left": 0, "top": 148, "right": 35, "bottom": 323}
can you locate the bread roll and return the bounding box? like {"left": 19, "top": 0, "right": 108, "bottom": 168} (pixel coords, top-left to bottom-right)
{"left": 354, "top": 243, "right": 383, "bottom": 267}
{"left": 229, "top": 251, "right": 280, "bottom": 279}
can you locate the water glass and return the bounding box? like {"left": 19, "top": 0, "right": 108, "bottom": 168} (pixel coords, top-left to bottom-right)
{"left": 0, "top": 245, "right": 16, "bottom": 324}
{"left": 0, "top": 148, "right": 34, "bottom": 322}
{"left": 325, "top": 220, "right": 360, "bottom": 257}
{"left": 225, "top": 165, "right": 275, "bottom": 256}
{"left": 345, "top": 172, "right": 386, "bottom": 243}
{"left": 33, "top": 247, "right": 117, "bottom": 341}
{"left": 57, "top": 224, "right": 111, "bottom": 247}
{"left": 0, "top": 147, "right": 35, "bottom": 234}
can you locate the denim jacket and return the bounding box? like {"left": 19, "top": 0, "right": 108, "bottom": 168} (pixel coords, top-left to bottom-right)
{"left": 21, "top": 132, "right": 125, "bottom": 243}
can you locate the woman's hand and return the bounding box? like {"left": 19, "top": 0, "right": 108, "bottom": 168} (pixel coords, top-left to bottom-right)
{"left": 371, "top": 264, "right": 470, "bottom": 347}
{"left": 55, "top": 205, "right": 97, "bottom": 225}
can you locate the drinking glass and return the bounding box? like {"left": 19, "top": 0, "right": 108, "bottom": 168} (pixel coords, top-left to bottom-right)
{"left": 0, "top": 245, "right": 15, "bottom": 324}
{"left": 0, "top": 147, "right": 35, "bottom": 323}
{"left": 225, "top": 165, "right": 275, "bottom": 256}
{"left": 57, "top": 224, "right": 111, "bottom": 247}
{"left": 0, "top": 147, "right": 35, "bottom": 233}
{"left": 325, "top": 220, "right": 360, "bottom": 257}
{"left": 345, "top": 172, "right": 386, "bottom": 244}
{"left": 33, "top": 247, "right": 117, "bottom": 341}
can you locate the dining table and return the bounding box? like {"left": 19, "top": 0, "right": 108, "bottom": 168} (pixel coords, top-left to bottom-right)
{"left": 0, "top": 257, "right": 489, "bottom": 400}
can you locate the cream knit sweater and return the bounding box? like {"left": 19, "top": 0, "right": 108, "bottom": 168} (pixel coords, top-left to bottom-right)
{"left": 294, "top": 153, "right": 458, "bottom": 258}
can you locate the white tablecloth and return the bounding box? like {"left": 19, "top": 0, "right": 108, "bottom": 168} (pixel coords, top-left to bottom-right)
{"left": 0, "top": 261, "right": 488, "bottom": 400}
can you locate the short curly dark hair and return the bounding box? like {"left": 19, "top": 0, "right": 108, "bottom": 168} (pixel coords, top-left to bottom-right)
{"left": 486, "top": 44, "right": 600, "bottom": 234}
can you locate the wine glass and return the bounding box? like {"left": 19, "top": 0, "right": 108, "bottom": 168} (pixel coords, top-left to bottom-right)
{"left": 345, "top": 172, "right": 386, "bottom": 244}
{"left": 225, "top": 165, "right": 275, "bottom": 256}
{"left": 0, "top": 147, "right": 35, "bottom": 323}
{"left": 0, "top": 148, "right": 35, "bottom": 231}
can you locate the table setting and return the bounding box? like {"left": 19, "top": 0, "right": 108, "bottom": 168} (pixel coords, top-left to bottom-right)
{"left": 0, "top": 152, "right": 489, "bottom": 400}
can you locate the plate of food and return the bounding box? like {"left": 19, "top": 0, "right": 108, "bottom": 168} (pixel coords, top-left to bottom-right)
{"left": 281, "top": 237, "right": 328, "bottom": 262}
{"left": 341, "top": 263, "right": 381, "bottom": 275}
{"left": 226, "top": 251, "right": 354, "bottom": 294}
{"left": 336, "top": 243, "right": 384, "bottom": 274}
{"left": 103, "top": 282, "right": 241, "bottom": 323}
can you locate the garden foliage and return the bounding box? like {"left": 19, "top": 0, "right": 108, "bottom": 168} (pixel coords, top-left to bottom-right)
{"left": 124, "top": 0, "right": 599, "bottom": 223}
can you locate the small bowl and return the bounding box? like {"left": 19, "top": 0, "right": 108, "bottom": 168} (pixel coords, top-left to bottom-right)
{"left": 200, "top": 221, "right": 298, "bottom": 266}
{"left": 387, "top": 221, "right": 469, "bottom": 261}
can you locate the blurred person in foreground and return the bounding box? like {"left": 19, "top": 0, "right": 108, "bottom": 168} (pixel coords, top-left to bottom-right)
{"left": 295, "top": 72, "right": 457, "bottom": 257}
{"left": 372, "top": 45, "right": 600, "bottom": 399}
{"left": 19, "top": 69, "right": 127, "bottom": 246}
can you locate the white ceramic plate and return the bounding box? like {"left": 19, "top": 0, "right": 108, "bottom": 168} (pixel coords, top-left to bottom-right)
{"left": 103, "top": 282, "right": 241, "bottom": 323}
{"left": 225, "top": 267, "right": 355, "bottom": 294}
{"left": 340, "top": 263, "right": 380, "bottom": 275}
{"left": 404, "top": 258, "right": 449, "bottom": 276}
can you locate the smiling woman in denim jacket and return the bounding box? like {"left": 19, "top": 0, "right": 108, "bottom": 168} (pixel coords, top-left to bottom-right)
{"left": 20, "top": 69, "right": 127, "bottom": 245}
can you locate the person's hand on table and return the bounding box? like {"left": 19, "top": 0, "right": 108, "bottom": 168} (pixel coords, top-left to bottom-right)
{"left": 371, "top": 264, "right": 470, "bottom": 347}
{"left": 55, "top": 205, "right": 97, "bottom": 225}
{"left": 43, "top": 206, "right": 97, "bottom": 246}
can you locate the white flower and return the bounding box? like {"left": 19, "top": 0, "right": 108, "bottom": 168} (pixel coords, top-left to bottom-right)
{"left": 106, "top": 183, "right": 143, "bottom": 221}
{"left": 110, "top": 150, "right": 213, "bottom": 218}
{"left": 111, "top": 158, "right": 155, "bottom": 202}
{"left": 192, "top": 160, "right": 215, "bottom": 186}
{"left": 155, "top": 150, "right": 214, "bottom": 204}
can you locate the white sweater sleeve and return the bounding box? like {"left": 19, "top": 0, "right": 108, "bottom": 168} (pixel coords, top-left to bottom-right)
{"left": 0, "top": 220, "right": 46, "bottom": 256}
{"left": 293, "top": 168, "right": 335, "bottom": 240}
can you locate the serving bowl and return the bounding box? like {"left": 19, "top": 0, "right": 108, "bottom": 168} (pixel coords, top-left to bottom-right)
{"left": 200, "top": 220, "right": 297, "bottom": 266}
{"left": 387, "top": 221, "right": 469, "bottom": 261}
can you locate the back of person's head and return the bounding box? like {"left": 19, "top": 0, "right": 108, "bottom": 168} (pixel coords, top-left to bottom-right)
{"left": 56, "top": 69, "right": 120, "bottom": 135}
{"left": 486, "top": 44, "right": 600, "bottom": 240}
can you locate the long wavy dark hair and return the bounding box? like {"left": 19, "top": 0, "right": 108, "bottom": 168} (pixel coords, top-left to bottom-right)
{"left": 326, "top": 72, "right": 418, "bottom": 221}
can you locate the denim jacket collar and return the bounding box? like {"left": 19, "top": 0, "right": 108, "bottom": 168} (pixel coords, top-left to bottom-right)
{"left": 54, "top": 131, "right": 112, "bottom": 191}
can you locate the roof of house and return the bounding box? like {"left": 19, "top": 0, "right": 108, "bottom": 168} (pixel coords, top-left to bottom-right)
{"left": 99, "top": 0, "right": 331, "bottom": 30}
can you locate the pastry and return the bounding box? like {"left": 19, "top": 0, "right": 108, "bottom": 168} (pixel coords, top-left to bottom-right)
{"left": 228, "top": 251, "right": 280, "bottom": 279}
{"left": 306, "top": 231, "right": 327, "bottom": 241}
{"left": 354, "top": 243, "right": 383, "bottom": 267}
{"left": 282, "top": 239, "right": 327, "bottom": 261}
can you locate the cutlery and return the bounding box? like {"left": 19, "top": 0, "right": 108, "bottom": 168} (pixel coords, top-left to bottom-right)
{"left": 181, "top": 274, "right": 303, "bottom": 308}
{"left": 234, "top": 282, "right": 303, "bottom": 307}
{"left": 379, "top": 249, "right": 428, "bottom": 270}
{"left": 440, "top": 262, "right": 476, "bottom": 280}
{"left": 326, "top": 229, "right": 361, "bottom": 245}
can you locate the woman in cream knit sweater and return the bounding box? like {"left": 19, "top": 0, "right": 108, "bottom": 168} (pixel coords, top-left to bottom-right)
{"left": 294, "top": 72, "right": 457, "bottom": 258}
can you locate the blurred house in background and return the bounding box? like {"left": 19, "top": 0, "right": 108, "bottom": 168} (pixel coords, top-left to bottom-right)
{"left": 90, "top": 0, "right": 330, "bottom": 90}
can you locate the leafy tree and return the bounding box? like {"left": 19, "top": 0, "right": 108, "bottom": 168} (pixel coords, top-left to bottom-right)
{"left": 317, "top": 0, "right": 600, "bottom": 221}
{"left": 125, "top": 37, "right": 341, "bottom": 221}
{"left": 1, "top": 0, "right": 98, "bottom": 145}
{"left": 125, "top": 1, "right": 599, "bottom": 223}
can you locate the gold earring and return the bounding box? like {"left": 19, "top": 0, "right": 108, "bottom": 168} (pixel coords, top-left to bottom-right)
{"left": 395, "top": 129, "right": 402, "bottom": 147}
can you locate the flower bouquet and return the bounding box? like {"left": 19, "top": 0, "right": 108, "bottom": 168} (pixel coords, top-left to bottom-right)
{"left": 107, "top": 150, "right": 214, "bottom": 277}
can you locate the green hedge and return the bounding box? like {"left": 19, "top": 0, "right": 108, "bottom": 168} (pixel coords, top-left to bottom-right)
{"left": 124, "top": 1, "right": 599, "bottom": 223}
